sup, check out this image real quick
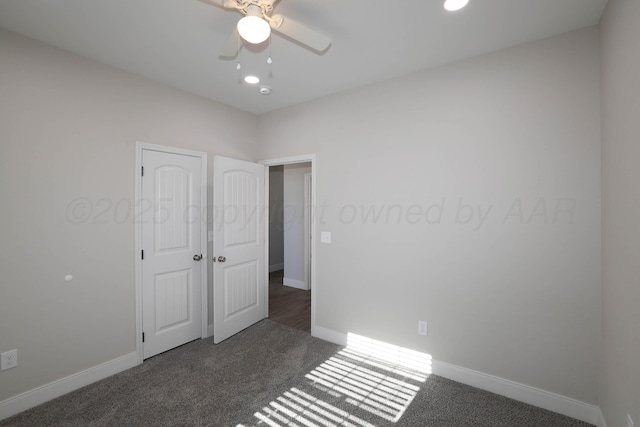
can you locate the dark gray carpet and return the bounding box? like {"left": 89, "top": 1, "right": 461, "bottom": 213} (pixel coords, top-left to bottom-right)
{"left": 1, "top": 320, "right": 593, "bottom": 427}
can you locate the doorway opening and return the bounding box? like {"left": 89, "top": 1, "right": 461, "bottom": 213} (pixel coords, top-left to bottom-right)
{"left": 262, "top": 156, "right": 316, "bottom": 334}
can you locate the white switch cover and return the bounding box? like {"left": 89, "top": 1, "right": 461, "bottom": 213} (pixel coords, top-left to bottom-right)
{"left": 320, "top": 232, "right": 332, "bottom": 244}
{"left": 418, "top": 321, "right": 428, "bottom": 336}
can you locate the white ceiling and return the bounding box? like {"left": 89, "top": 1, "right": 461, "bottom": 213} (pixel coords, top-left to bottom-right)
{"left": 0, "top": 0, "right": 607, "bottom": 115}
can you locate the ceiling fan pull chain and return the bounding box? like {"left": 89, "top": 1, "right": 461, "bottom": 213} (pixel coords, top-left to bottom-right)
{"left": 236, "top": 29, "right": 242, "bottom": 70}
{"left": 267, "top": 34, "right": 273, "bottom": 64}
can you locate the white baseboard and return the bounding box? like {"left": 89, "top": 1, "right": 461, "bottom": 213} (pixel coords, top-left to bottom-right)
{"left": 283, "top": 277, "right": 308, "bottom": 290}
{"left": 0, "top": 352, "right": 139, "bottom": 421}
{"left": 309, "top": 326, "right": 600, "bottom": 426}
{"left": 431, "top": 360, "right": 600, "bottom": 425}
{"left": 597, "top": 408, "right": 608, "bottom": 427}
{"left": 269, "top": 263, "right": 284, "bottom": 273}
{"left": 312, "top": 325, "right": 348, "bottom": 346}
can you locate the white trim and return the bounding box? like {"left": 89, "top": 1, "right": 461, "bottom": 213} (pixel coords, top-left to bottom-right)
{"left": 431, "top": 360, "right": 600, "bottom": 425}
{"left": 303, "top": 172, "right": 312, "bottom": 291}
{"left": 0, "top": 352, "right": 138, "bottom": 421}
{"left": 309, "top": 326, "right": 600, "bottom": 425}
{"left": 283, "top": 277, "right": 307, "bottom": 290}
{"left": 134, "top": 144, "right": 144, "bottom": 364}
{"left": 263, "top": 164, "right": 270, "bottom": 319}
{"left": 260, "top": 154, "right": 316, "bottom": 166}
{"left": 261, "top": 154, "right": 317, "bottom": 332}
{"left": 134, "top": 141, "right": 208, "bottom": 361}
{"left": 207, "top": 323, "right": 215, "bottom": 338}
{"left": 596, "top": 409, "right": 608, "bottom": 427}
{"left": 269, "top": 263, "right": 284, "bottom": 273}
{"left": 312, "top": 325, "right": 348, "bottom": 346}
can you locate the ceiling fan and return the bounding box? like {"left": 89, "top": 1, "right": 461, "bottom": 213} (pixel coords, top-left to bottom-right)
{"left": 202, "top": 0, "right": 331, "bottom": 58}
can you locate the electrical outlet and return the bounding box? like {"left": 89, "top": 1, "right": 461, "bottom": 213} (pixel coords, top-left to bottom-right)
{"left": 628, "top": 414, "right": 634, "bottom": 427}
{"left": 418, "top": 321, "right": 428, "bottom": 336}
{"left": 1, "top": 349, "right": 18, "bottom": 371}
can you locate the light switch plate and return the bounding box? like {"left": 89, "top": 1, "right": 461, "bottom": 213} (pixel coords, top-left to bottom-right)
{"left": 320, "top": 232, "right": 331, "bottom": 244}
{"left": 418, "top": 321, "right": 428, "bottom": 336}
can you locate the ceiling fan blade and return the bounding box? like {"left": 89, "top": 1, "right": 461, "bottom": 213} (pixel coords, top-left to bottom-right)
{"left": 271, "top": 14, "right": 331, "bottom": 52}
{"left": 219, "top": 27, "right": 241, "bottom": 58}
{"left": 198, "top": 0, "right": 225, "bottom": 7}
{"left": 198, "top": 0, "right": 241, "bottom": 9}
{"left": 222, "top": 0, "right": 241, "bottom": 9}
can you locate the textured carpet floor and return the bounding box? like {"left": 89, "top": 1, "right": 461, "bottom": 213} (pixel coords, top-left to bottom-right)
{"left": 1, "top": 320, "right": 593, "bottom": 427}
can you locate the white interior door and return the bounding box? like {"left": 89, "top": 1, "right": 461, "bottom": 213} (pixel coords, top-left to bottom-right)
{"left": 141, "top": 149, "right": 205, "bottom": 359}
{"left": 213, "top": 156, "right": 266, "bottom": 343}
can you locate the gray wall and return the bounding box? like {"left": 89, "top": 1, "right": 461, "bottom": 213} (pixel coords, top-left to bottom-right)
{"left": 258, "top": 27, "right": 601, "bottom": 404}
{"left": 283, "top": 163, "right": 312, "bottom": 286}
{"left": 268, "top": 166, "right": 284, "bottom": 270}
{"left": 0, "top": 28, "right": 257, "bottom": 402}
{"left": 0, "top": 23, "right": 610, "bottom": 414}
{"left": 600, "top": 0, "right": 640, "bottom": 425}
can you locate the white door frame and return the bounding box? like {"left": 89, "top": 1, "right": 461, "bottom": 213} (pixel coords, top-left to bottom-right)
{"left": 303, "top": 173, "right": 312, "bottom": 291}
{"left": 134, "top": 141, "right": 208, "bottom": 363}
{"left": 260, "top": 154, "right": 316, "bottom": 333}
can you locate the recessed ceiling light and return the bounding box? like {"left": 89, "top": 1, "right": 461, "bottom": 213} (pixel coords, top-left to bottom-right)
{"left": 444, "top": 0, "right": 469, "bottom": 12}
{"left": 244, "top": 75, "right": 260, "bottom": 84}
{"left": 259, "top": 86, "right": 271, "bottom": 95}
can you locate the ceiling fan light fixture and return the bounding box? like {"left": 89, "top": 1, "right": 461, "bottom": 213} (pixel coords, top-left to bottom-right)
{"left": 237, "top": 15, "right": 271, "bottom": 44}
{"left": 444, "top": 0, "right": 469, "bottom": 11}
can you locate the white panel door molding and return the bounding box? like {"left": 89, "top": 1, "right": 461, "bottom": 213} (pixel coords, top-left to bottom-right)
{"left": 135, "top": 142, "right": 207, "bottom": 361}
{"left": 213, "top": 156, "right": 266, "bottom": 343}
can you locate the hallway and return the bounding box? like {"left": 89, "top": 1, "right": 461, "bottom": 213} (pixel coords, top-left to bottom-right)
{"left": 268, "top": 270, "right": 311, "bottom": 333}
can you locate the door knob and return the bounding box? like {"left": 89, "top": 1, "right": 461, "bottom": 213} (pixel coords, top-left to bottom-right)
{"left": 217, "top": 256, "right": 226, "bottom": 263}
{"left": 193, "top": 254, "right": 202, "bottom": 261}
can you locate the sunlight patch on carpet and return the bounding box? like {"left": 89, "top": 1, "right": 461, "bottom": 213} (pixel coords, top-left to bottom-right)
{"left": 237, "top": 333, "right": 432, "bottom": 426}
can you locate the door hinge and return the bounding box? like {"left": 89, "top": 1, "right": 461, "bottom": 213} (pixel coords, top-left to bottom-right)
{"left": 141, "top": 166, "right": 144, "bottom": 177}
{"left": 141, "top": 250, "right": 144, "bottom": 260}
{"left": 142, "top": 332, "right": 145, "bottom": 343}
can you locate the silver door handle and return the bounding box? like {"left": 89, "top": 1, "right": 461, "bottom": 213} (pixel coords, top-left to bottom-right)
{"left": 216, "top": 256, "right": 226, "bottom": 263}
{"left": 193, "top": 254, "right": 202, "bottom": 261}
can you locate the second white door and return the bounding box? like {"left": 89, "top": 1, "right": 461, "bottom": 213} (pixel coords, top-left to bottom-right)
{"left": 213, "top": 156, "right": 266, "bottom": 343}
